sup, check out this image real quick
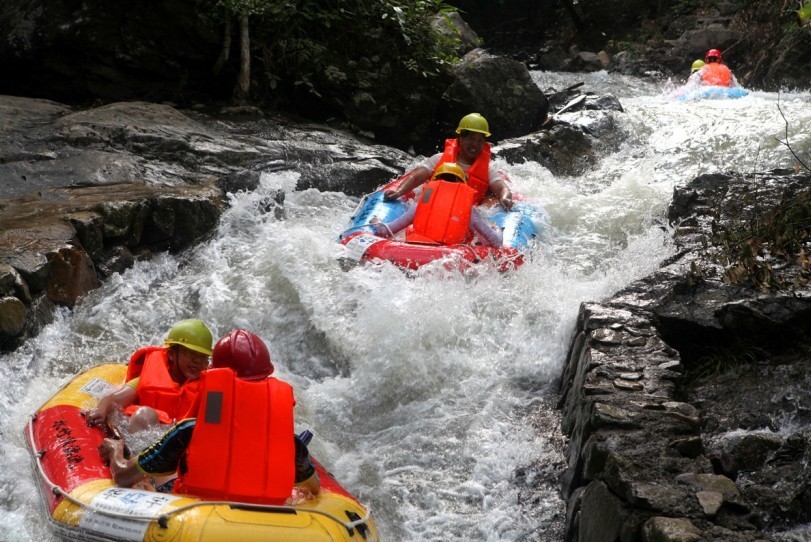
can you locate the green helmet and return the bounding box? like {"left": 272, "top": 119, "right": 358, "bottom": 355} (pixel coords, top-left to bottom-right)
{"left": 691, "top": 59, "right": 705, "bottom": 73}
{"left": 455, "top": 113, "right": 491, "bottom": 137}
{"left": 165, "top": 319, "right": 213, "bottom": 356}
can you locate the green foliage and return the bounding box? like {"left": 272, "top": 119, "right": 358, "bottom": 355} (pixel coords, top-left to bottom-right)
{"left": 718, "top": 187, "right": 811, "bottom": 291}
{"left": 218, "top": 0, "right": 281, "bottom": 15}
{"left": 226, "top": 0, "right": 460, "bottom": 99}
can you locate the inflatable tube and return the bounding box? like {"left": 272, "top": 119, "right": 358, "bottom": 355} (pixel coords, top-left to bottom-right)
{"left": 338, "top": 179, "right": 549, "bottom": 272}
{"left": 25, "top": 364, "right": 378, "bottom": 542}
{"left": 676, "top": 86, "right": 749, "bottom": 101}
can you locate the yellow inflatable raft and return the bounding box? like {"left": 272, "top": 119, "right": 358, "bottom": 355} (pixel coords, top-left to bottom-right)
{"left": 25, "top": 363, "right": 378, "bottom": 542}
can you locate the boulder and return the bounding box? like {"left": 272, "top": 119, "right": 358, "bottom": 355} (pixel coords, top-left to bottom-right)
{"left": 439, "top": 49, "right": 549, "bottom": 142}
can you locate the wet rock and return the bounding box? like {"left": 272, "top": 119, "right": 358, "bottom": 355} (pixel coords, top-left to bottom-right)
{"left": 0, "top": 263, "right": 30, "bottom": 302}
{"left": 641, "top": 516, "right": 702, "bottom": 542}
{"left": 577, "top": 481, "right": 626, "bottom": 542}
{"left": 559, "top": 169, "right": 811, "bottom": 540}
{"left": 441, "top": 49, "right": 549, "bottom": 140}
{"left": 3, "top": 95, "right": 472, "bottom": 351}
{"left": 697, "top": 490, "right": 724, "bottom": 517}
{"left": 494, "top": 124, "right": 598, "bottom": 176}
{"left": 45, "top": 245, "right": 100, "bottom": 307}
{"left": 429, "top": 11, "right": 479, "bottom": 54}
{"left": 706, "top": 431, "right": 784, "bottom": 478}
{"left": 677, "top": 28, "right": 743, "bottom": 59}
{"left": 0, "top": 296, "right": 26, "bottom": 336}
{"left": 566, "top": 51, "right": 605, "bottom": 72}
{"left": 95, "top": 246, "right": 137, "bottom": 278}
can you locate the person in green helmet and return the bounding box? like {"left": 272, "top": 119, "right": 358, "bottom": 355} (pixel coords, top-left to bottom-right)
{"left": 690, "top": 59, "right": 705, "bottom": 74}
{"left": 383, "top": 113, "right": 514, "bottom": 210}
{"left": 87, "top": 319, "right": 213, "bottom": 433}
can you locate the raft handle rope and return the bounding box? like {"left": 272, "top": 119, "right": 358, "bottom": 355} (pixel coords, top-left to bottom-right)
{"left": 348, "top": 192, "right": 371, "bottom": 221}
{"left": 339, "top": 222, "right": 392, "bottom": 239}
{"left": 341, "top": 189, "right": 403, "bottom": 239}
{"left": 26, "top": 415, "right": 373, "bottom": 533}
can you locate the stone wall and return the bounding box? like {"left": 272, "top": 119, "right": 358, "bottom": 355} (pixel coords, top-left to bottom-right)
{"left": 559, "top": 171, "right": 811, "bottom": 541}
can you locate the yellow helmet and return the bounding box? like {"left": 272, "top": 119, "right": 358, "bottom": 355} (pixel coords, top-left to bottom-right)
{"left": 165, "top": 319, "right": 213, "bottom": 356}
{"left": 691, "top": 59, "right": 705, "bottom": 72}
{"left": 455, "top": 113, "right": 491, "bottom": 137}
{"left": 432, "top": 162, "right": 467, "bottom": 183}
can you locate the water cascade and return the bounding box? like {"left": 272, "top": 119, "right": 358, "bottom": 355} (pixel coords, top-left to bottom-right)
{"left": 1, "top": 71, "right": 810, "bottom": 541}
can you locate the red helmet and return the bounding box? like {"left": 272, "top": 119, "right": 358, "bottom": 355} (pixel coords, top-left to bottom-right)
{"left": 212, "top": 330, "right": 274, "bottom": 380}
{"left": 705, "top": 49, "right": 722, "bottom": 62}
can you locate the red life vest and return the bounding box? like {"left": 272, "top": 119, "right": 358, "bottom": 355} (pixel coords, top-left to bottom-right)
{"left": 700, "top": 63, "right": 733, "bottom": 87}
{"left": 124, "top": 346, "right": 201, "bottom": 424}
{"left": 175, "top": 368, "right": 296, "bottom": 504}
{"left": 437, "top": 138, "right": 491, "bottom": 203}
{"left": 406, "top": 180, "right": 476, "bottom": 245}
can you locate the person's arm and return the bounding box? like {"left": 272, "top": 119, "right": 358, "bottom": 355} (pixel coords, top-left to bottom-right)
{"left": 470, "top": 208, "right": 503, "bottom": 247}
{"left": 100, "top": 419, "right": 195, "bottom": 487}
{"left": 86, "top": 383, "right": 138, "bottom": 426}
{"left": 372, "top": 206, "right": 416, "bottom": 237}
{"left": 100, "top": 438, "right": 145, "bottom": 487}
{"left": 730, "top": 73, "right": 741, "bottom": 88}
{"left": 293, "top": 435, "right": 320, "bottom": 495}
{"left": 491, "top": 178, "right": 514, "bottom": 210}
{"left": 696, "top": 66, "right": 704, "bottom": 85}
{"left": 383, "top": 167, "right": 432, "bottom": 201}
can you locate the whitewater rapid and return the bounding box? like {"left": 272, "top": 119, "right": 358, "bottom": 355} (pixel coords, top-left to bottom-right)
{"left": 1, "top": 71, "right": 810, "bottom": 541}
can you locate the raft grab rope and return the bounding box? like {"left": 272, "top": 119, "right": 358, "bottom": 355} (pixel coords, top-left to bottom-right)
{"left": 26, "top": 415, "right": 373, "bottom": 533}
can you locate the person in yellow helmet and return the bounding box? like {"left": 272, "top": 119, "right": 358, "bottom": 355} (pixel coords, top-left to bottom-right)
{"left": 383, "top": 113, "right": 514, "bottom": 210}
{"left": 100, "top": 330, "right": 320, "bottom": 498}
{"left": 690, "top": 59, "right": 705, "bottom": 73}
{"left": 86, "top": 319, "right": 213, "bottom": 433}
{"left": 371, "top": 162, "right": 503, "bottom": 247}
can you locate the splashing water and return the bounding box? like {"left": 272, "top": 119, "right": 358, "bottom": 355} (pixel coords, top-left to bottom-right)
{"left": 1, "top": 72, "right": 810, "bottom": 541}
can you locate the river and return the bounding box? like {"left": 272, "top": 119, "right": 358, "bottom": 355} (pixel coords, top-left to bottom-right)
{"left": 1, "top": 72, "right": 810, "bottom": 541}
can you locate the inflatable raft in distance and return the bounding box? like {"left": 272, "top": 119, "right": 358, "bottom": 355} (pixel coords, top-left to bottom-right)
{"left": 676, "top": 85, "right": 749, "bottom": 101}
{"left": 25, "top": 363, "right": 378, "bottom": 542}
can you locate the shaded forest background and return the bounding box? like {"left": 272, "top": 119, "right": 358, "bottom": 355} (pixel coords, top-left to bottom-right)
{"left": 1, "top": 0, "right": 808, "bottom": 152}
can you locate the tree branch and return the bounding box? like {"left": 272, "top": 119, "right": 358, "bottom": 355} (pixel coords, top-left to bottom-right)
{"left": 774, "top": 91, "right": 810, "bottom": 172}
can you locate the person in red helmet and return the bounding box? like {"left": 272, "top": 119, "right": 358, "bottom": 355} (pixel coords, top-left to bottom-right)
{"left": 100, "top": 330, "right": 320, "bottom": 499}
{"left": 692, "top": 48, "right": 741, "bottom": 88}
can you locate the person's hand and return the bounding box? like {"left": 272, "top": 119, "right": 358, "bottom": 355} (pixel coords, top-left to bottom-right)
{"left": 500, "top": 195, "right": 514, "bottom": 210}
{"left": 383, "top": 189, "right": 399, "bottom": 201}
{"left": 99, "top": 438, "right": 124, "bottom": 461}
{"left": 85, "top": 407, "right": 107, "bottom": 427}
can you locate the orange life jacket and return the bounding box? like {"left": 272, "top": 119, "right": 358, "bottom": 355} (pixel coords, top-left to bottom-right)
{"left": 175, "top": 368, "right": 296, "bottom": 504}
{"left": 124, "top": 346, "right": 201, "bottom": 423}
{"left": 700, "top": 63, "right": 733, "bottom": 87}
{"left": 438, "top": 138, "right": 491, "bottom": 203}
{"left": 406, "top": 180, "right": 476, "bottom": 245}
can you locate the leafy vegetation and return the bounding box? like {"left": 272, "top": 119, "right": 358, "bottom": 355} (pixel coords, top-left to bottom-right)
{"left": 681, "top": 344, "right": 768, "bottom": 386}
{"left": 715, "top": 186, "right": 811, "bottom": 291}
{"left": 213, "top": 0, "right": 462, "bottom": 105}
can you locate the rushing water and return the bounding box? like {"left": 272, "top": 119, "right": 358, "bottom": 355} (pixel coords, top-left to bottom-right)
{"left": 2, "top": 72, "right": 810, "bottom": 542}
